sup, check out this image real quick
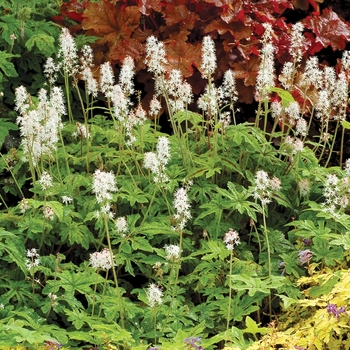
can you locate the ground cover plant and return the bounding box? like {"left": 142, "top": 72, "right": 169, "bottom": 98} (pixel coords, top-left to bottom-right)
{"left": 2, "top": 1, "right": 350, "bottom": 350}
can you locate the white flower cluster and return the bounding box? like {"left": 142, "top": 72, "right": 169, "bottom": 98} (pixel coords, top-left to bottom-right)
{"left": 73, "top": 123, "right": 90, "bottom": 139}
{"left": 165, "top": 69, "right": 193, "bottom": 113}
{"left": 255, "top": 23, "right": 275, "bottom": 102}
{"left": 253, "top": 170, "right": 281, "bottom": 206}
{"left": 43, "top": 206, "right": 55, "bottom": 221}
{"left": 146, "top": 283, "right": 163, "bottom": 308}
{"left": 25, "top": 248, "right": 40, "bottom": 270}
{"left": 197, "top": 37, "right": 238, "bottom": 121}
{"left": 290, "top": 22, "right": 304, "bottom": 64}
{"left": 19, "top": 198, "right": 30, "bottom": 214}
{"left": 284, "top": 136, "right": 304, "bottom": 155}
{"left": 145, "top": 36, "right": 167, "bottom": 77}
{"left": 173, "top": 187, "right": 191, "bottom": 230}
{"left": 15, "top": 86, "right": 65, "bottom": 166}
{"left": 115, "top": 216, "right": 128, "bottom": 235}
{"left": 89, "top": 248, "right": 115, "bottom": 270}
{"left": 144, "top": 136, "right": 170, "bottom": 183}
{"left": 61, "top": 196, "right": 73, "bottom": 205}
{"left": 164, "top": 244, "right": 181, "bottom": 261}
{"left": 57, "top": 28, "right": 79, "bottom": 76}
{"left": 223, "top": 229, "right": 240, "bottom": 251}
{"left": 200, "top": 36, "right": 216, "bottom": 78}
{"left": 38, "top": 171, "right": 53, "bottom": 191}
{"left": 125, "top": 104, "right": 147, "bottom": 145}
{"left": 92, "top": 169, "right": 118, "bottom": 204}
{"left": 298, "top": 178, "right": 311, "bottom": 197}
{"left": 322, "top": 173, "right": 350, "bottom": 217}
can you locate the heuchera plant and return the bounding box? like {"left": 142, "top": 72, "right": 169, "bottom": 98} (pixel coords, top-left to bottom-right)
{"left": 55, "top": 0, "right": 350, "bottom": 105}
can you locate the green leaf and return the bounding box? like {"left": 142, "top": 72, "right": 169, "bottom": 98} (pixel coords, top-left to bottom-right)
{"left": 25, "top": 33, "right": 55, "bottom": 56}
{"left": 54, "top": 270, "right": 96, "bottom": 296}
{"left": 131, "top": 236, "right": 154, "bottom": 252}
{"left": 244, "top": 316, "right": 267, "bottom": 335}
{"left": 0, "top": 51, "right": 19, "bottom": 78}
{"left": 65, "top": 308, "right": 89, "bottom": 330}
{"left": 0, "top": 120, "right": 18, "bottom": 149}
{"left": 269, "top": 87, "right": 295, "bottom": 107}
{"left": 342, "top": 120, "right": 350, "bottom": 130}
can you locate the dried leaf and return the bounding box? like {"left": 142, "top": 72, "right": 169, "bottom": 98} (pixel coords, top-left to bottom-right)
{"left": 82, "top": 1, "right": 141, "bottom": 45}
{"left": 164, "top": 39, "right": 201, "bottom": 78}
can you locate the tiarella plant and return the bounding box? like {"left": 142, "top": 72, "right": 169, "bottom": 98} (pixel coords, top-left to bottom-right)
{"left": 1, "top": 7, "right": 350, "bottom": 350}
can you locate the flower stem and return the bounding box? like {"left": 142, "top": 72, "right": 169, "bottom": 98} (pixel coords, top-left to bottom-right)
{"left": 103, "top": 214, "right": 125, "bottom": 328}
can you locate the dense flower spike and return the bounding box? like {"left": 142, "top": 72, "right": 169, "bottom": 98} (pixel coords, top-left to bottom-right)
{"left": 200, "top": 36, "right": 216, "bottom": 78}
{"left": 57, "top": 28, "right": 78, "bottom": 76}
{"left": 99, "top": 62, "right": 115, "bottom": 98}
{"left": 290, "top": 22, "right": 304, "bottom": 63}
{"left": 15, "top": 86, "right": 65, "bottom": 166}
{"left": 119, "top": 56, "right": 135, "bottom": 96}
{"left": 173, "top": 187, "right": 191, "bottom": 230}
{"left": 144, "top": 136, "right": 170, "bottom": 183}
{"left": 253, "top": 170, "right": 281, "bottom": 205}
{"left": 92, "top": 169, "right": 117, "bottom": 204}
{"left": 145, "top": 36, "right": 167, "bottom": 77}
{"left": 255, "top": 23, "right": 275, "bottom": 101}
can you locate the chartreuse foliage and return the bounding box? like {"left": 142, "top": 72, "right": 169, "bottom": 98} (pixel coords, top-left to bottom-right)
{"left": 243, "top": 268, "right": 350, "bottom": 350}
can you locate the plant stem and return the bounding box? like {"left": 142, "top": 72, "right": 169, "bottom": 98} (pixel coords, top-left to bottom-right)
{"left": 226, "top": 249, "right": 233, "bottom": 330}
{"left": 262, "top": 204, "right": 272, "bottom": 318}
{"left": 103, "top": 214, "right": 125, "bottom": 328}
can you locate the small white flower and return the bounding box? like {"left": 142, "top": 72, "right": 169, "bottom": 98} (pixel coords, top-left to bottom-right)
{"left": 164, "top": 244, "right": 181, "bottom": 261}
{"left": 89, "top": 248, "right": 115, "bottom": 270}
{"left": 19, "top": 198, "right": 30, "bottom": 214}
{"left": 43, "top": 206, "right": 55, "bottom": 221}
{"left": 146, "top": 283, "right": 163, "bottom": 308}
{"left": 25, "top": 248, "right": 40, "bottom": 270}
{"left": 344, "top": 159, "right": 350, "bottom": 176}
{"left": 48, "top": 293, "right": 58, "bottom": 300}
{"left": 223, "top": 229, "right": 240, "bottom": 250}
{"left": 299, "top": 179, "right": 311, "bottom": 196}
{"left": 75, "top": 123, "right": 90, "bottom": 139}
{"left": 26, "top": 248, "right": 39, "bottom": 258}
{"left": 61, "top": 196, "right": 73, "bottom": 205}
{"left": 80, "top": 45, "right": 94, "bottom": 71}
{"left": 43, "top": 57, "right": 58, "bottom": 84}
{"left": 156, "top": 137, "right": 170, "bottom": 165}
{"left": 119, "top": 56, "right": 135, "bottom": 96}
{"left": 149, "top": 95, "right": 161, "bottom": 117}
{"left": 253, "top": 171, "right": 281, "bottom": 205}
{"left": 38, "top": 171, "right": 53, "bottom": 191}
{"left": 115, "top": 216, "right": 128, "bottom": 234}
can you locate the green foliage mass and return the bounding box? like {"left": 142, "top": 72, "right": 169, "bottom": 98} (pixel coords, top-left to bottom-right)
{"left": 0, "top": 3, "right": 350, "bottom": 350}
